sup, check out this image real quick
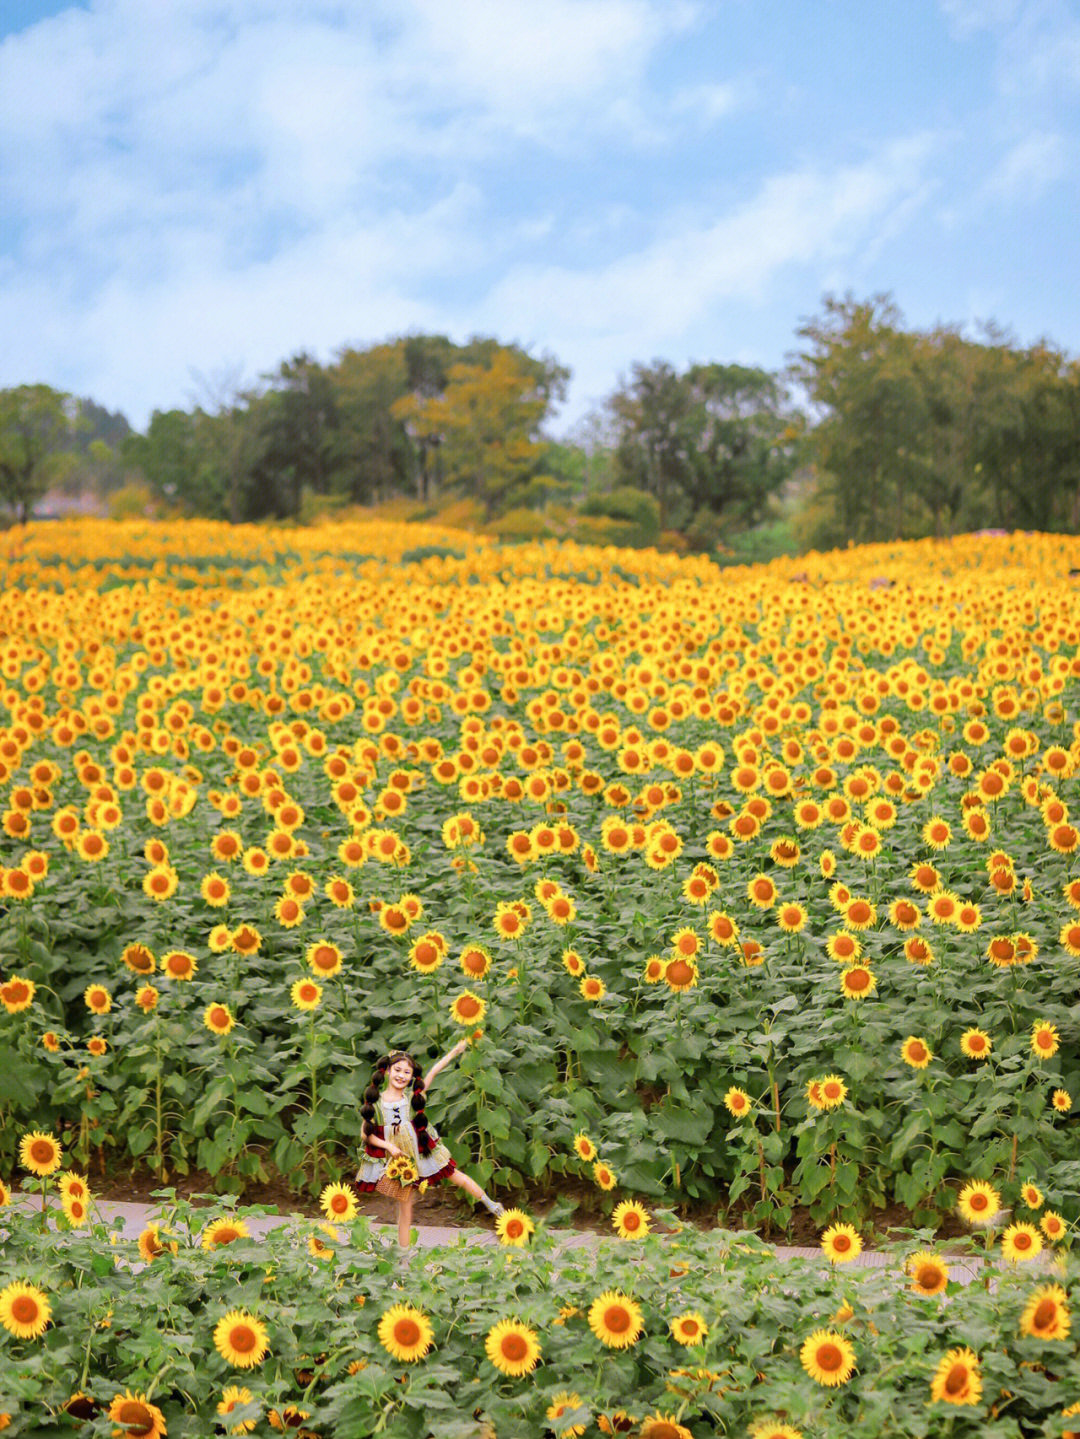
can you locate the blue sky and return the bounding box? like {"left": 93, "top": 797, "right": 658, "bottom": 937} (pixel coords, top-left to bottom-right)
{"left": 1, "top": 0, "right": 1077, "bottom": 434}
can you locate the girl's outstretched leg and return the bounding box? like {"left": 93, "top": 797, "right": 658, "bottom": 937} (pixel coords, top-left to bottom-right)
{"left": 447, "top": 1167, "right": 503, "bottom": 1216}
{"left": 397, "top": 1191, "right": 414, "bottom": 1248}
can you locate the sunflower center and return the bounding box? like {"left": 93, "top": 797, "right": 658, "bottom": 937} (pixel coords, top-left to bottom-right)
{"left": 214, "top": 1227, "right": 240, "bottom": 1245}
{"left": 817, "top": 1343, "right": 843, "bottom": 1371}
{"left": 1033, "top": 1299, "right": 1056, "bottom": 1329}
{"left": 394, "top": 1319, "right": 421, "bottom": 1347}
{"left": 833, "top": 1235, "right": 850, "bottom": 1252}
{"left": 847, "top": 970, "right": 870, "bottom": 992}
{"left": 667, "top": 961, "right": 693, "bottom": 986}
{"left": 623, "top": 1214, "right": 641, "bottom": 1232}
{"left": 501, "top": 1333, "right": 528, "bottom": 1361}
{"left": 917, "top": 1264, "right": 940, "bottom": 1290}
{"left": 682, "top": 1319, "right": 698, "bottom": 1335}
{"left": 12, "top": 1295, "right": 39, "bottom": 1323}
{"left": 1014, "top": 1232, "right": 1032, "bottom": 1250}
{"left": 117, "top": 1401, "right": 153, "bottom": 1434}
{"left": 30, "top": 1140, "right": 54, "bottom": 1164}
{"left": 944, "top": 1364, "right": 968, "bottom": 1396}
{"left": 230, "top": 1324, "right": 257, "bottom": 1353}
{"left": 604, "top": 1306, "right": 631, "bottom": 1333}
{"left": 969, "top": 1193, "right": 988, "bottom": 1211}
{"left": 506, "top": 1220, "right": 524, "bottom": 1238}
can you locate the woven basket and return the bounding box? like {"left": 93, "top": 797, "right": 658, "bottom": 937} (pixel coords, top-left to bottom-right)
{"left": 375, "top": 1173, "right": 412, "bottom": 1203}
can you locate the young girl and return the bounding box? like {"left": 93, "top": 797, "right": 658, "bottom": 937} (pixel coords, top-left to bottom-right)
{"left": 358, "top": 1038, "right": 503, "bottom": 1247}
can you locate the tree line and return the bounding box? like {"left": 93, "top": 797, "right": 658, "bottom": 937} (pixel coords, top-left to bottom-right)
{"left": 2, "top": 295, "right": 1078, "bottom": 552}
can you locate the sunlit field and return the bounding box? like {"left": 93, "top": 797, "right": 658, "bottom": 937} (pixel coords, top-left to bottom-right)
{"left": 1, "top": 520, "right": 1078, "bottom": 1435}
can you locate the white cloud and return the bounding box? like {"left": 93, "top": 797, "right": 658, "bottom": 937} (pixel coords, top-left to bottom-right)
{"left": 477, "top": 138, "right": 936, "bottom": 341}
{"left": 984, "top": 130, "right": 1068, "bottom": 198}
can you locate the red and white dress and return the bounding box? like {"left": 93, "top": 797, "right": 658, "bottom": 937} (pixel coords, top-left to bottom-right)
{"left": 356, "top": 1092, "right": 457, "bottom": 1193}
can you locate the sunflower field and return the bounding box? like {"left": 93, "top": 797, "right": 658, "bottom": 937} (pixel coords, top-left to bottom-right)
{"left": 0, "top": 519, "right": 1077, "bottom": 1236}
{"left": 1, "top": 1190, "right": 1079, "bottom": 1437}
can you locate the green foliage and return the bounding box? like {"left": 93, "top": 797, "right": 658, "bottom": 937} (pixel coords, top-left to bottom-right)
{"left": 794, "top": 293, "right": 1080, "bottom": 545}
{"left": 0, "top": 385, "right": 74, "bottom": 523}
{"left": 580, "top": 484, "right": 660, "bottom": 545}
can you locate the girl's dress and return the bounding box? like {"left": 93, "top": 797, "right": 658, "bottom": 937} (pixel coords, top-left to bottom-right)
{"left": 356, "top": 1091, "right": 457, "bottom": 1193}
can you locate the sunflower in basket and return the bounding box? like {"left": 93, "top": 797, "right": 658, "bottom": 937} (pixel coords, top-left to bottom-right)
{"left": 385, "top": 1153, "right": 420, "bottom": 1186}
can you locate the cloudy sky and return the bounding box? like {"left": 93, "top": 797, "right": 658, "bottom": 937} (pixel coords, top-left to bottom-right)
{"left": 1, "top": 0, "right": 1078, "bottom": 432}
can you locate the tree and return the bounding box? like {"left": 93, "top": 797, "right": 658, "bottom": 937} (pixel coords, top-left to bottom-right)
{"left": 609, "top": 361, "right": 695, "bottom": 531}
{"left": 607, "top": 360, "right": 798, "bottom": 540}
{"left": 0, "top": 385, "right": 74, "bottom": 524}
{"left": 397, "top": 347, "right": 567, "bottom": 521}
{"left": 793, "top": 295, "right": 931, "bottom": 545}
{"left": 334, "top": 342, "right": 411, "bottom": 504}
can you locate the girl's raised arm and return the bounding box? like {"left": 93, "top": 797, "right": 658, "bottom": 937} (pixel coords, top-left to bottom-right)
{"left": 422, "top": 1037, "right": 468, "bottom": 1092}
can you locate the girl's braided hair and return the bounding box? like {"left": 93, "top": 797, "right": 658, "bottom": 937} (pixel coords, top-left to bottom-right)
{"left": 361, "top": 1050, "right": 434, "bottom": 1156}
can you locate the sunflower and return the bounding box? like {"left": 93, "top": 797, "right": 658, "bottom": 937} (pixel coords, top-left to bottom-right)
{"left": 579, "top": 975, "right": 606, "bottom": 1002}
{"left": 300, "top": 942, "right": 341, "bottom": 980}
{"left": 572, "top": 1133, "right": 597, "bottom": 1163}
{"left": 106, "top": 1391, "right": 167, "bottom": 1439}
{"left": 588, "top": 1291, "right": 644, "bottom": 1349}
{"left": 639, "top": 1417, "right": 692, "bottom": 1439}
{"left": 1019, "top": 1283, "right": 1071, "bottom": 1340}
{"left": 290, "top": 978, "right": 322, "bottom": 1011}
{"left": 592, "top": 1161, "right": 617, "bottom": 1190}
{"left": 83, "top": 984, "right": 111, "bottom": 1015}
{"left": 208, "top": 925, "right": 232, "bottom": 953}
{"left": 642, "top": 955, "right": 666, "bottom": 982}
{"left": 900, "top": 1036, "right": 932, "bottom": 1069}
{"left": 142, "top": 866, "right": 177, "bottom": 901}
{"left": 956, "top": 1178, "right": 1001, "bottom": 1225}
{"left": 201, "top": 1217, "right": 252, "bottom": 1249}
{"left": 1052, "top": 1089, "right": 1073, "bottom": 1112}
{"left": 409, "top": 935, "right": 444, "bottom": 973}
{"left": 800, "top": 1329, "right": 856, "bottom": 1386}
{"left": 669, "top": 1311, "right": 708, "bottom": 1346}
{"left": 960, "top": 1028, "right": 991, "bottom": 1060}
{"left": 907, "top": 1251, "right": 949, "bottom": 1295}
{"left": 377, "top": 1303, "right": 434, "bottom": 1362}
{"left": 821, "top": 1223, "right": 862, "bottom": 1264}
{"left": 273, "top": 895, "right": 305, "bottom": 928}
{"left": 746, "top": 874, "right": 778, "bottom": 909}
{"left": 776, "top": 902, "right": 808, "bottom": 934}
{"left": 460, "top": 944, "right": 492, "bottom": 979}
{"left": 63, "top": 1175, "right": 91, "bottom": 1209}
{"left": 230, "top": 925, "right": 261, "bottom": 956}
{"left": 611, "top": 1200, "right": 650, "bottom": 1239}
{"left": 204, "top": 1003, "right": 236, "bottom": 1036}
{"left": 1031, "top": 1021, "right": 1060, "bottom": 1058}
{"left": 319, "top": 1183, "right": 357, "bottom": 1222}
{"left": 450, "top": 991, "right": 486, "bottom": 1026}
{"left": 0, "top": 1281, "right": 51, "bottom": 1339}
{"left": 828, "top": 932, "right": 862, "bottom": 967}
{"left": 929, "top": 1347, "right": 981, "bottom": 1405}
{"left": 495, "top": 1208, "right": 535, "bottom": 1246}
{"left": 840, "top": 966, "right": 876, "bottom": 1000}
{"left": 138, "top": 1223, "right": 177, "bottom": 1264}
{"left": 663, "top": 957, "right": 698, "bottom": 992}
{"left": 1040, "top": 1210, "right": 1067, "bottom": 1241}
{"left": 19, "top": 1130, "right": 62, "bottom": 1176}
{"left": 214, "top": 1310, "right": 270, "bottom": 1368}
{"left": 1020, "top": 1181, "right": 1044, "bottom": 1210}
{"left": 748, "top": 1423, "right": 803, "bottom": 1439}
{"left": 217, "top": 1385, "right": 258, "bottom": 1435}
{"left": 816, "top": 1074, "right": 848, "bottom": 1110}
{"left": 484, "top": 1317, "right": 541, "bottom": 1376}
{"left": 1001, "top": 1222, "right": 1042, "bottom": 1262}
{"left": 546, "top": 1392, "right": 587, "bottom": 1438}
{"left": 0, "top": 976, "right": 35, "bottom": 1013}
{"left": 723, "top": 1087, "right": 751, "bottom": 1119}
{"left": 200, "top": 872, "right": 231, "bottom": 907}
{"left": 121, "top": 943, "right": 155, "bottom": 975}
